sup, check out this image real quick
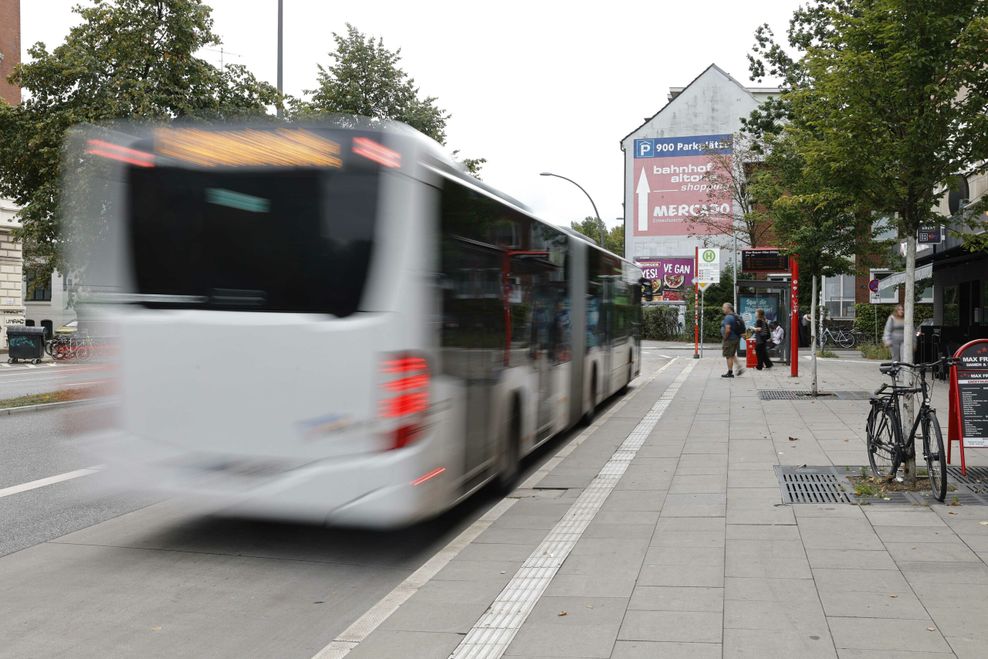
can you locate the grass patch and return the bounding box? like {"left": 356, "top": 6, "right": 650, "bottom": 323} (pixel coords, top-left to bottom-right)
{"left": 816, "top": 349, "right": 839, "bottom": 358}
{"left": 0, "top": 387, "right": 99, "bottom": 410}
{"left": 847, "top": 473, "right": 936, "bottom": 499}
{"left": 860, "top": 343, "right": 892, "bottom": 360}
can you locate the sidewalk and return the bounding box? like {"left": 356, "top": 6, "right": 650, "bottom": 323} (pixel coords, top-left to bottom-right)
{"left": 338, "top": 356, "right": 988, "bottom": 659}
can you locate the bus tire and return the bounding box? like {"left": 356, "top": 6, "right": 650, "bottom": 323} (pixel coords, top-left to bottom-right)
{"left": 583, "top": 366, "right": 598, "bottom": 426}
{"left": 496, "top": 396, "right": 521, "bottom": 494}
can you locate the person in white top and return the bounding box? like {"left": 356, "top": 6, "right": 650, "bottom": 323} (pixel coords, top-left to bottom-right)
{"left": 770, "top": 321, "right": 785, "bottom": 348}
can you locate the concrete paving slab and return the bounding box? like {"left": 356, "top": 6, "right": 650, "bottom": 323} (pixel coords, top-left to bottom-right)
{"left": 723, "top": 627, "right": 837, "bottom": 658}
{"left": 827, "top": 617, "right": 951, "bottom": 653}
{"left": 504, "top": 596, "right": 628, "bottom": 658}
{"left": 818, "top": 589, "right": 930, "bottom": 620}
{"left": 804, "top": 548, "right": 899, "bottom": 571}
{"left": 628, "top": 586, "right": 723, "bottom": 613}
{"left": 617, "top": 610, "right": 722, "bottom": 644}
{"left": 611, "top": 640, "right": 722, "bottom": 659}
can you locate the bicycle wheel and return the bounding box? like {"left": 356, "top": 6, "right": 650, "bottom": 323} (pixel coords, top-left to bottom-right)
{"left": 837, "top": 331, "right": 855, "bottom": 349}
{"left": 867, "top": 400, "right": 899, "bottom": 478}
{"left": 922, "top": 412, "right": 947, "bottom": 502}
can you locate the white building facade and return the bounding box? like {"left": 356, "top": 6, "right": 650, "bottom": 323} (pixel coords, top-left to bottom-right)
{"left": 619, "top": 65, "right": 777, "bottom": 302}
{"left": 0, "top": 197, "right": 25, "bottom": 346}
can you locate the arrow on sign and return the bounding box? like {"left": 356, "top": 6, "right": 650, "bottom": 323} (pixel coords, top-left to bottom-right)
{"left": 636, "top": 169, "right": 650, "bottom": 232}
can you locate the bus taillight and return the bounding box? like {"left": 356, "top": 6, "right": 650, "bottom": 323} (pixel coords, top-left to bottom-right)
{"left": 380, "top": 353, "right": 430, "bottom": 449}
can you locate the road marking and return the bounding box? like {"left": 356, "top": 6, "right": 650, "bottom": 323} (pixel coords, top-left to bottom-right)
{"left": 0, "top": 466, "right": 104, "bottom": 499}
{"left": 312, "top": 498, "right": 518, "bottom": 659}
{"left": 518, "top": 358, "right": 679, "bottom": 491}
{"left": 312, "top": 357, "right": 682, "bottom": 659}
{"left": 451, "top": 359, "right": 695, "bottom": 658}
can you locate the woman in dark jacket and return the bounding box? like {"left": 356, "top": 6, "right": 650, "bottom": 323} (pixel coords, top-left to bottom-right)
{"left": 754, "top": 308, "right": 773, "bottom": 370}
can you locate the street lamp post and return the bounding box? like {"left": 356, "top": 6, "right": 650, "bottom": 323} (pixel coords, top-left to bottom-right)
{"left": 540, "top": 172, "right": 605, "bottom": 247}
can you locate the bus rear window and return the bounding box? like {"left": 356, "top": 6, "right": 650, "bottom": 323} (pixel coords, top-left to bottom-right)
{"left": 127, "top": 167, "right": 378, "bottom": 316}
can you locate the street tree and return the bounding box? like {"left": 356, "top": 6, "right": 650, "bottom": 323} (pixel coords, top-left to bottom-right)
{"left": 570, "top": 216, "right": 623, "bottom": 255}
{"left": 750, "top": 0, "right": 988, "bottom": 482}
{"left": 296, "top": 24, "right": 484, "bottom": 177}
{"left": 0, "top": 0, "right": 278, "bottom": 273}
{"left": 749, "top": 132, "right": 861, "bottom": 395}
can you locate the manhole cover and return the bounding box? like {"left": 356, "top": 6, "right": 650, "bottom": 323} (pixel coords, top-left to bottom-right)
{"left": 775, "top": 466, "right": 851, "bottom": 504}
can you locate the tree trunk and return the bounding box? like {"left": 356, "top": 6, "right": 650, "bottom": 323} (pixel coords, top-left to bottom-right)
{"left": 811, "top": 275, "right": 818, "bottom": 396}
{"left": 902, "top": 235, "right": 917, "bottom": 484}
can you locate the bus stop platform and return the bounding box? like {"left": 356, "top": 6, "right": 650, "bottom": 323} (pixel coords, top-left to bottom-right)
{"left": 333, "top": 351, "right": 988, "bottom": 659}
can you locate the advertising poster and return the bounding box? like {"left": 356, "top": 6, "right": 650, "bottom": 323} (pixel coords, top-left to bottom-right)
{"left": 955, "top": 340, "right": 988, "bottom": 447}
{"left": 739, "top": 293, "right": 781, "bottom": 326}
{"left": 632, "top": 134, "right": 733, "bottom": 236}
{"left": 635, "top": 257, "right": 694, "bottom": 302}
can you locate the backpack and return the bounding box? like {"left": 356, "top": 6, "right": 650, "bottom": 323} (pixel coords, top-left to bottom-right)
{"left": 732, "top": 314, "right": 746, "bottom": 336}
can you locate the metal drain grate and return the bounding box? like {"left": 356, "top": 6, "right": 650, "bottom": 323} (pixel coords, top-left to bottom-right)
{"left": 758, "top": 390, "right": 871, "bottom": 401}
{"left": 775, "top": 466, "right": 851, "bottom": 503}
{"left": 946, "top": 466, "right": 988, "bottom": 485}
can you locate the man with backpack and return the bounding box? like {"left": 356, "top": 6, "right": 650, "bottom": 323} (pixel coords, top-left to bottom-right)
{"left": 721, "top": 302, "right": 745, "bottom": 378}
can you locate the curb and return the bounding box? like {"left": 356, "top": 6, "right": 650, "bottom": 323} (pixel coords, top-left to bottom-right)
{"left": 0, "top": 398, "right": 100, "bottom": 416}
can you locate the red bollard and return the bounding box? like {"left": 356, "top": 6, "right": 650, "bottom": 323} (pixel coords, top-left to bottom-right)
{"left": 746, "top": 338, "right": 758, "bottom": 368}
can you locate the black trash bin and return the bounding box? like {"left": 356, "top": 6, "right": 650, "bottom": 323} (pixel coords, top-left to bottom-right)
{"left": 7, "top": 325, "right": 46, "bottom": 364}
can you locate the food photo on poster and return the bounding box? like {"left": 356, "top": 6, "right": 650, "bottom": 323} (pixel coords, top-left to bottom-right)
{"left": 632, "top": 134, "right": 733, "bottom": 237}
{"left": 635, "top": 257, "right": 694, "bottom": 302}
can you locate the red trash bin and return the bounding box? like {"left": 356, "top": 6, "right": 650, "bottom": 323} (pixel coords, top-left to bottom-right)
{"left": 746, "top": 337, "right": 758, "bottom": 368}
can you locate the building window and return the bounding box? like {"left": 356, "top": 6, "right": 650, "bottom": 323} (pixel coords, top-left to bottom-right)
{"left": 24, "top": 268, "right": 52, "bottom": 302}
{"left": 944, "top": 285, "right": 960, "bottom": 326}
{"left": 823, "top": 274, "right": 856, "bottom": 319}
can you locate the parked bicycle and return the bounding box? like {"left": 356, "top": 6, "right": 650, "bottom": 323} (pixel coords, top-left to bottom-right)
{"left": 819, "top": 325, "right": 857, "bottom": 349}
{"left": 865, "top": 358, "right": 954, "bottom": 502}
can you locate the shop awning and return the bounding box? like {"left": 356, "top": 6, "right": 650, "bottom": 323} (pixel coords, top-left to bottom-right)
{"left": 877, "top": 263, "right": 934, "bottom": 291}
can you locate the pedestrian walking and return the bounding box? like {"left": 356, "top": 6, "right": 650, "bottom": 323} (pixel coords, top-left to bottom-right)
{"left": 753, "top": 308, "right": 773, "bottom": 370}
{"left": 720, "top": 302, "right": 744, "bottom": 378}
{"left": 883, "top": 304, "right": 906, "bottom": 361}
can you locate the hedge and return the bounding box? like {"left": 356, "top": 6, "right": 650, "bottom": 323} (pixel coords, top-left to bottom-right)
{"left": 641, "top": 305, "right": 681, "bottom": 340}
{"left": 853, "top": 303, "right": 934, "bottom": 343}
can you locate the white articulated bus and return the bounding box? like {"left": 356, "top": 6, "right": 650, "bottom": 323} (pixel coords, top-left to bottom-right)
{"left": 70, "top": 120, "right": 641, "bottom": 527}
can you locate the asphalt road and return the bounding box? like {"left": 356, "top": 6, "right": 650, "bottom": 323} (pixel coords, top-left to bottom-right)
{"left": 0, "top": 359, "right": 111, "bottom": 399}
{"left": 0, "top": 351, "right": 669, "bottom": 658}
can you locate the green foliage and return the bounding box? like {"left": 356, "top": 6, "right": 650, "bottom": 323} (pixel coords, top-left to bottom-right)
{"left": 0, "top": 0, "right": 279, "bottom": 271}
{"left": 297, "top": 24, "right": 447, "bottom": 142}
{"left": 853, "top": 303, "right": 933, "bottom": 340}
{"left": 683, "top": 265, "right": 739, "bottom": 341}
{"left": 641, "top": 306, "right": 680, "bottom": 340}
{"left": 570, "top": 217, "right": 623, "bottom": 255}
{"left": 859, "top": 343, "right": 891, "bottom": 360}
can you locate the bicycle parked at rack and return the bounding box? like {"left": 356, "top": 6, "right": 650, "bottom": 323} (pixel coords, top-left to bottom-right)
{"left": 819, "top": 325, "right": 857, "bottom": 349}
{"left": 865, "top": 358, "right": 954, "bottom": 502}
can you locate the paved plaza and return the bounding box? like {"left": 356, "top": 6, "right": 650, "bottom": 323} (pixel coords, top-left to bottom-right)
{"left": 342, "top": 349, "right": 988, "bottom": 659}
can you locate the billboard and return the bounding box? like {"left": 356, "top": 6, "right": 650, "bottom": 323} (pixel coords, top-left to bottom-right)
{"left": 635, "top": 257, "right": 694, "bottom": 302}
{"left": 632, "top": 134, "right": 733, "bottom": 237}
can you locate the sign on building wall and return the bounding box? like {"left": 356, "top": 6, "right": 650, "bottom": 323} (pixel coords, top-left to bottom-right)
{"left": 634, "top": 257, "right": 694, "bottom": 302}
{"left": 632, "top": 134, "right": 733, "bottom": 237}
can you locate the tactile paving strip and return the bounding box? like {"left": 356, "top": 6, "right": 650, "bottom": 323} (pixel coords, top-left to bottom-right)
{"left": 450, "top": 360, "right": 697, "bottom": 659}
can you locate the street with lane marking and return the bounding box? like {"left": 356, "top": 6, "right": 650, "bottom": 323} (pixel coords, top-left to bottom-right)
{"left": 0, "top": 355, "right": 671, "bottom": 658}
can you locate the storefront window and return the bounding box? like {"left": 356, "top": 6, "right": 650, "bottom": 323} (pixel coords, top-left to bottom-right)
{"left": 943, "top": 285, "right": 960, "bottom": 326}
{"left": 823, "top": 274, "right": 856, "bottom": 319}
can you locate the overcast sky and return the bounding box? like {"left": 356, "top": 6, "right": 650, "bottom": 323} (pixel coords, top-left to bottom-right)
{"left": 21, "top": 0, "right": 800, "bottom": 230}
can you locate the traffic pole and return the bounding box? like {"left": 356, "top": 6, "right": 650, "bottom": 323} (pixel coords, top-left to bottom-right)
{"left": 790, "top": 256, "right": 799, "bottom": 377}
{"left": 693, "top": 246, "right": 700, "bottom": 359}
{"left": 700, "top": 288, "right": 705, "bottom": 358}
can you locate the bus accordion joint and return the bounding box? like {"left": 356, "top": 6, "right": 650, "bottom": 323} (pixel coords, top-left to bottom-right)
{"left": 379, "top": 352, "right": 430, "bottom": 450}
